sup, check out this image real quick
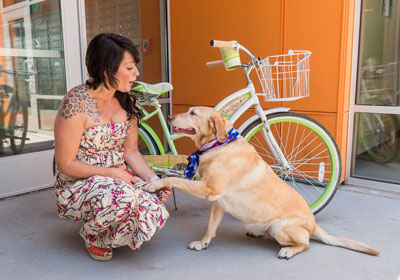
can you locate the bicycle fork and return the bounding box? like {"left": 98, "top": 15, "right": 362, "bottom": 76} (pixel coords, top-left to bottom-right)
{"left": 252, "top": 94, "right": 291, "bottom": 174}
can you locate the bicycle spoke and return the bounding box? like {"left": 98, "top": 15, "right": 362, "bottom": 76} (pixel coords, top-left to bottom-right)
{"left": 272, "top": 122, "right": 290, "bottom": 160}
{"left": 290, "top": 146, "right": 329, "bottom": 170}
{"left": 288, "top": 133, "right": 321, "bottom": 162}
{"left": 243, "top": 113, "right": 341, "bottom": 214}
{"left": 284, "top": 174, "right": 321, "bottom": 202}
{"left": 249, "top": 133, "right": 276, "bottom": 159}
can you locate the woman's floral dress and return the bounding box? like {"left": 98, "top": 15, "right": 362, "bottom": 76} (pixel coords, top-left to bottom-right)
{"left": 54, "top": 121, "right": 169, "bottom": 250}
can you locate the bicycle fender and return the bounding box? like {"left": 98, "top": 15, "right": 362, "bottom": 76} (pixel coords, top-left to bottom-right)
{"left": 237, "top": 107, "right": 290, "bottom": 133}
{"left": 139, "top": 122, "right": 166, "bottom": 155}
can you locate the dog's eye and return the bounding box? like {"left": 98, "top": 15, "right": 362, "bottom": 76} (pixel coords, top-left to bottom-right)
{"left": 190, "top": 111, "right": 196, "bottom": 116}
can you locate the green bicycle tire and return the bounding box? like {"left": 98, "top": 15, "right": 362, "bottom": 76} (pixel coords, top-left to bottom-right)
{"left": 138, "top": 126, "right": 161, "bottom": 155}
{"left": 242, "top": 112, "right": 342, "bottom": 215}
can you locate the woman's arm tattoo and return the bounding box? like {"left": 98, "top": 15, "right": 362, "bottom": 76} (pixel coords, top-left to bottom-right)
{"left": 59, "top": 85, "right": 101, "bottom": 122}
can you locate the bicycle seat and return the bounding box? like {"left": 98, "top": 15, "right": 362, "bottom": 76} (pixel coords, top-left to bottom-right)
{"left": 131, "top": 81, "right": 173, "bottom": 97}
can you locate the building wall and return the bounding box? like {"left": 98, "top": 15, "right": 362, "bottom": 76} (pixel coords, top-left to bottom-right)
{"left": 139, "top": 0, "right": 164, "bottom": 136}
{"left": 140, "top": 0, "right": 162, "bottom": 83}
{"left": 169, "top": 0, "right": 356, "bottom": 181}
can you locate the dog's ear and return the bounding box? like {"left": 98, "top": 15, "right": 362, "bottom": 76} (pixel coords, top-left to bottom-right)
{"left": 212, "top": 114, "right": 228, "bottom": 142}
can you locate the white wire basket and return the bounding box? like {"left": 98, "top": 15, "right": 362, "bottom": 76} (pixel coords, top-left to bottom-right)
{"left": 360, "top": 62, "right": 397, "bottom": 94}
{"left": 256, "top": 50, "right": 312, "bottom": 102}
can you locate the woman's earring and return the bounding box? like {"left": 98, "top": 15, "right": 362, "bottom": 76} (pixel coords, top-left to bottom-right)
{"left": 88, "top": 77, "right": 94, "bottom": 83}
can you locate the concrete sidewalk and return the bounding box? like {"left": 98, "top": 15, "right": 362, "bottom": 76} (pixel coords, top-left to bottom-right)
{"left": 0, "top": 185, "right": 399, "bottom": 280}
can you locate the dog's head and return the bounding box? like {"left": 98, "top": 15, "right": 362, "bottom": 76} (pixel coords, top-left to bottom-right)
{"left": 169, "top": 107, "right": 232, "bottom": 148}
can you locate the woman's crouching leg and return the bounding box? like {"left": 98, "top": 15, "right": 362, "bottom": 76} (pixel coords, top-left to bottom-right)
{"left": 80, "top": 178, "right": 169, "bottom": 250}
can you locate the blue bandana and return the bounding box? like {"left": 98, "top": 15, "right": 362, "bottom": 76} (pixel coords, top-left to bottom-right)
{"left": 185, "top": 127, "right": 241, "bottom": 179}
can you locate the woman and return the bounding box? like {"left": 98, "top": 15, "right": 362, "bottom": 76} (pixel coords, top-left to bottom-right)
{"left": 54, "top": 33, "right": 171, "bottom": 261}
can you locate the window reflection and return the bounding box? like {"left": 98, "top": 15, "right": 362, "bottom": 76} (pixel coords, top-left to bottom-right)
{"left": 356, "top": 0, "right": 399, "bottom": 106}
{"left": 353, "top": 112, "right": 400, "bottom": 184}
{"left": 0, "top": 0, "right": 65, "bottom": 157}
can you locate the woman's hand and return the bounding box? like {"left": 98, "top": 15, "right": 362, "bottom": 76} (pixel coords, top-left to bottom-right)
{"left": 109, "top": 165, "right": 137, "bottom": 186}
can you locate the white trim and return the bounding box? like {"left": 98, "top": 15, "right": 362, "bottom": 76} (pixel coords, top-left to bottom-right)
{"left": 0, "top": 48, "right": 62, "bottom": 58}
{"left": 33, "top": 94, "right": 63, "bottom": 100}
{"left": 352, "top": 105, "right": 400, "bottom": 114}
{"left": 346, "top": 177, "right": 400, "bottom": 193}
{"left": 0, "top": 150, "right": 54, "bottom": 199}
{"left": 77, "top": 0, "right": 88, "bottom": 81}
{"left": 60, "top": 0, "right": 84, "bottom": 89}
{"left": 1, "top": 1, "right": 25, "bottom": 13}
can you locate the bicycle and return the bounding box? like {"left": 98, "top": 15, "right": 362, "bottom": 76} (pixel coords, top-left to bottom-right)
{"left": 132, "top": 40, "right": 342, "bottom": 214}
{"left": 0, "top": 66, "right": 31, "bottom": 154}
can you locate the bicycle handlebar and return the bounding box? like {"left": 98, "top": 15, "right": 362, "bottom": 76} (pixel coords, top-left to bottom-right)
{"left": 209, "top": 39, "right": 258, "bottom": 68}
{"left": 210, "top": 40, "right": 237, "bottom": 48}
{"left": 205, "top": 60, "right": 225, "bottom": 68}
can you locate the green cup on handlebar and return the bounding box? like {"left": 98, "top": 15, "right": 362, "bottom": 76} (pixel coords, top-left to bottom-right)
{"left": 219, "top": 41, "right": 241, "bottom": 71}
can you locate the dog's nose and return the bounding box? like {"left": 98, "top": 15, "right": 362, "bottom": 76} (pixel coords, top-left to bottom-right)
{"left": 168, "top": 115, "right": 175, "bottom": 121}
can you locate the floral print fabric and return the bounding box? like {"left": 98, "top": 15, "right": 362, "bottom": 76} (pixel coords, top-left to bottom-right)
{"left": 55, "top": 120, "right": 169, "bottom": 250}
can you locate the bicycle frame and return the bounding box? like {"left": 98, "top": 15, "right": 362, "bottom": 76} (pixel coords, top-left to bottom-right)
{"left": 138, "top": 81, "right": 291, "bottom": 171}
{"left": 137, "top": 43, "right": 297, "bottom": 171}
{"left": 215, "top": 80, "right": 291, "bottom": 170}
{"left": 138, "top": 100, "right": 178, "bottom": 155}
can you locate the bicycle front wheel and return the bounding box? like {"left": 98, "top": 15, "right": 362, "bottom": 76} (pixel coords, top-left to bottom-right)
{"left": 242, "top": 112, "right": 342, "bottom": 214}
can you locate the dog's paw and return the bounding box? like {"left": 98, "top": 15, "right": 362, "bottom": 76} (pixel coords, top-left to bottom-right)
{"left": 277, "top": 248, "right": 295, "bottom": 260}
{"left": 187, "top": 241, "right": 209, "bottom": 251}
{"left": 146, "top": 179, "right": 167, "bottom": 192}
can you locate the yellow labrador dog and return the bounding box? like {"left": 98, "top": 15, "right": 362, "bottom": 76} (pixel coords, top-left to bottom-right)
{"left": 147, "top": 107, "right": 379, "bottom": 259}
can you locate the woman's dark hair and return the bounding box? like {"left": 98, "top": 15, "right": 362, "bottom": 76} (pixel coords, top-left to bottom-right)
{"left": 85, "top": 33, "right": 142, "bottom": 121}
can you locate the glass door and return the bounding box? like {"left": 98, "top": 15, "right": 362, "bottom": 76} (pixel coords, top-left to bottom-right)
{"left": 0, "top": 0, "right": 83, "bottom": 198}
{"left": 348, "top": 0, "right": 400, "bottom": 191}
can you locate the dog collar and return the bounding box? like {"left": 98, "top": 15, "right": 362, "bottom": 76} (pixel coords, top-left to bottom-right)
{"left": 185, "top": 127, "right": 241, "bottom": 179}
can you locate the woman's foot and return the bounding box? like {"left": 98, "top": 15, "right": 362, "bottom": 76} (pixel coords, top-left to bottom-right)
{"left": 85, "top": 242, "right": 113, "bottom": 261}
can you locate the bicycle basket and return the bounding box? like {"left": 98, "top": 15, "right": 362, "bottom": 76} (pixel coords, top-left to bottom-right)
{"left": 360, "top": 62, "right": 397, "bottom": 94}
{"left": 256, "top": 50, "right": 311, "bottom": 102}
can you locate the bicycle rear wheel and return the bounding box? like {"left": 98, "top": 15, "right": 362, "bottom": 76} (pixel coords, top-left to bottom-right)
{"left": 138, "top": 126, "right": 160, "bottom": 155}
{"left": 8, "top": 98, "right": 28, "bottom": 154}
{"left": 242, "top": 112, "right": 342, "bottom": 214}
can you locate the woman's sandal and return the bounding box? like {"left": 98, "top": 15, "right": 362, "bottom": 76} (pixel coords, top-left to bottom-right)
{"left": 85, "top": 242, "right": 113, "bottom": 261}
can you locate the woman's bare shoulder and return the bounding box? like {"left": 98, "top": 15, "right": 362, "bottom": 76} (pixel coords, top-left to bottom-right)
{"left": 58, "top": 84, "right": 100, "bottom": 122}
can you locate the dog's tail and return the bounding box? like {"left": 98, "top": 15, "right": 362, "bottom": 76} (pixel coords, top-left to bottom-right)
{"left": 311, "top": 224, "right": 379, "bottom": 256}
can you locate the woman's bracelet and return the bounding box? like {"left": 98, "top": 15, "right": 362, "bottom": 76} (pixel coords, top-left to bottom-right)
{"left": 147, "top": 175, "right": 160, "bottom": 183}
